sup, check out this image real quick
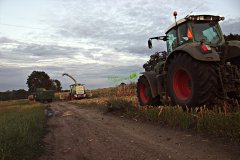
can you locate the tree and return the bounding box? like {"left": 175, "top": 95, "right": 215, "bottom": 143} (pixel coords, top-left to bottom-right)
{"left": 224, "top": 33, "right": 240, "bottom": 41}
{"left": 26, "top": 71, "right": 61, "bottom": 92}
{"left": 51, "top": 79, "right": 62, "bottom": 91}
{"left": 0, "top": 89, "right": 29, "bottom": 101}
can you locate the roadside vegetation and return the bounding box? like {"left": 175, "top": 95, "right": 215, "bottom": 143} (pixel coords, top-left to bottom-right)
{"left": 0, "top": 100, "right": 46, "bottom": 160}
{"left": 74, "top": 83, "right": 240, "bottom": 142}
{"left": 91, "top": 82, "right": 136, "bottom": 98}
{"left": 0, "top": 99, "right": 35, "bottom": 108}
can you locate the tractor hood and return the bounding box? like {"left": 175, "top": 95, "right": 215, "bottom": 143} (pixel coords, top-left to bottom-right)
{"left": 225, "top": 40, "right": 240, "bottom": 65}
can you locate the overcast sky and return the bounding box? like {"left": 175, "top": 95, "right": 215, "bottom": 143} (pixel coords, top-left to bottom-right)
{"left": 0, "top": 0, "right": 240, "bottom": 91}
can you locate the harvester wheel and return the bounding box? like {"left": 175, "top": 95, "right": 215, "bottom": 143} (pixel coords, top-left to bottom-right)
{"left": 167, "top": 53, "right": 218, "bottom": 106}
{"left": 137, "top": 75, "right": 160, "bottom": 106}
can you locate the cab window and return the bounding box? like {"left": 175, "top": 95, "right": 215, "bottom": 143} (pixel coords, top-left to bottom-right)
{"left": 192, "top": 22, "right": 222, "bottom": 45}
{"left": 166, "top": 29, "right": 177, "bottom": 53}
{"left": 178, "top": 23, "right": 192, "bottom": 45}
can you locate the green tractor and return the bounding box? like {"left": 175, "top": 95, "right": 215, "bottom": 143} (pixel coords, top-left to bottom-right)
{"left": 137, "top": 12, "right": 240, "bottom": 107}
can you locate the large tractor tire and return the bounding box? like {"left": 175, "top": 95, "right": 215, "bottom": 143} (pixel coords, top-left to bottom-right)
{"left": 167, "top": 54, "right": 218, "bottom": 106}
{"left": 137, "top": 75, "right": 160, "bottom": 106}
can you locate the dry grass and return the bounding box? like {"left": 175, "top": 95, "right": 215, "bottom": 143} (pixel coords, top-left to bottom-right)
{"left": 0, "top": 100, "right": 37, "bottom": 111}
{"left": 91, "top": 82, "right": 136, "bottom": 98}
{"left": 0, "top": 99, "right": 32, "bottom": 107}
{"left": 54, "top": 91, "right": 70, "bottom": 100}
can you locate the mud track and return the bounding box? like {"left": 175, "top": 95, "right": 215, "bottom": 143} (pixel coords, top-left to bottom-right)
{"left": 40, "top": 102, "right": 240, "bottom": 160}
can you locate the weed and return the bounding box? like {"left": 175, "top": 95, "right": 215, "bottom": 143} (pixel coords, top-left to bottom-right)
{"left": 106, "top": 97, "right": 137, "bottom": 113}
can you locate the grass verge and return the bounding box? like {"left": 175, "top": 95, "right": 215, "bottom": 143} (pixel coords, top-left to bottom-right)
{"left": 0, "top": 105, "right": 46, "bottom": 160}
{"left": 0, "top": 100, "right": 34, "bottom": 108}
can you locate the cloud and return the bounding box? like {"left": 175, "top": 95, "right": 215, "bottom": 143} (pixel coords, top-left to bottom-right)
{"left": 1, "top": 0, "right": 239, "bottom": 91}
{"left": 220, "top": 17, "right": 240, "bottom": 35}
{"left": 49, "top": 0, "right": 209, "bottom": 56}
{"left": 0, "top": 35, "right": 147, "bottom": 91}
{"left": 0, "top": 67, "right": 32, "bottom": 91}
{"left": 50, "top": 0, "right": 174, "bottom": 54}
{"left": 0, "top": 37, "right": 18, "bottom": 43}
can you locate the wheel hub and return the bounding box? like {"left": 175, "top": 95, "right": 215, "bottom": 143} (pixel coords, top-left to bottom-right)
{"left": 173, "top": 69, "right": 192, "bottom": 101}
{"left": 139, "top": 84, "right": 149, "bottom": 103}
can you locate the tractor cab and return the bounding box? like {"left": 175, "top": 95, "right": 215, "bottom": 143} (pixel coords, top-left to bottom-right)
{"left": 148, "top": 14, "right": 225, "bottom": 54}
{"left": 165, "top": 15, "right": 225, "bottom": 53}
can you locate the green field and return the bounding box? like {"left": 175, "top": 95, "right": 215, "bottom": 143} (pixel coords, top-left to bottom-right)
{"left": 0, "top": 100, "right": 46, "bottom": 160}
{"left": 0, "top": 100, "right": 34, "bottom": 108}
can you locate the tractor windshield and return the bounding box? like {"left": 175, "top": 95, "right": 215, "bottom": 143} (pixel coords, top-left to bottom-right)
{"left": 192, "top": 22, "right": 222, "bottom": 45}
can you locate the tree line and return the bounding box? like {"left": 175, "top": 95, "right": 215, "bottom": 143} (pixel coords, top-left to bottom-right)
{"left": 0, "top": 71, "right": 62, "bottom": 101}
{"left": 224, "top": 33, "right": 240, "bottom": 41}
{"left": 0, "top": 89, "right": 29, "bottom": 101}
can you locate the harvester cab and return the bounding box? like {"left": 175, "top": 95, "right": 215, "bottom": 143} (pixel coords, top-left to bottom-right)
{"left": 137, "top": 12, "right": 240, "bottom": 107}
{"left": 70, "top": 83, "right": 85, "bottom": 96}
{"left": 62, "top": 73, "right": 92, "bottom": 100}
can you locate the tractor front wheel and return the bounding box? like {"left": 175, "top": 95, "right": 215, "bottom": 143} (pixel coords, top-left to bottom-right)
{"left": 137, "top": 75, "right": 160, "bottom": 106}
{"left": 167, "top": 54, "right": 218, "bottom": 106}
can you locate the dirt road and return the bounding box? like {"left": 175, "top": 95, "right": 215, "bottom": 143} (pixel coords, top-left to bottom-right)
{"left": 40, "top": 102, "right": 240, "bottom": 160}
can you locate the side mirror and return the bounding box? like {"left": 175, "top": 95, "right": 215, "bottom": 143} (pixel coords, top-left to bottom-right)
{"left": 148, "top": 39, "right": 152, "bottom": 49}
{"left": 163, "top": 36, "right": 168, "bottom": 41}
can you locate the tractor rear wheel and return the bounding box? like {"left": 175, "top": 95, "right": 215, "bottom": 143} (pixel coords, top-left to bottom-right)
{"left": 137, "top": 75, "right": 160, "bottom": 106}
{"left": 167, "top": 54, "right": 218, "bottom": 106}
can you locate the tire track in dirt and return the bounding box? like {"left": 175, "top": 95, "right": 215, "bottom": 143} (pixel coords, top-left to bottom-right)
{"left": 40, "top": 102, "right": 240, "bottom": 160}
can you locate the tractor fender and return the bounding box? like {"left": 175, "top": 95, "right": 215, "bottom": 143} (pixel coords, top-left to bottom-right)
{"left": 141, "top": 71, "right": 158, "bottom": 98}
{"left": 164, "top": 43, "right": 220, "bottom": 71}
{"left": 225, "top": 40, "right": 240, "bottom": 65}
